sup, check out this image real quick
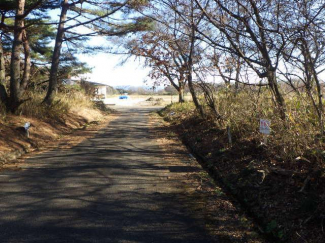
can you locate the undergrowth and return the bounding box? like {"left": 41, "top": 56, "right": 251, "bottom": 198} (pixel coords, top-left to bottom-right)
{"left": 160, "top": 89, "right": 325, "bottom": 242}
{"left": 161, "top": 89, "right": 325, "bottom": 166}
{"left": 0, "top": 90, "right": 101, "bottom": 122}
{"left": 21, "top": 91, "right": 94, "bottom": 121}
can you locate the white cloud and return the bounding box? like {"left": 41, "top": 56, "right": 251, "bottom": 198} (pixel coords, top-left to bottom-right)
{"left": 77, "top": 52, "right": 152, "bottom": 87}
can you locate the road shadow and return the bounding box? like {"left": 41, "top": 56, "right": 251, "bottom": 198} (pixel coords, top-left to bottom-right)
{"left": 0, "top": 107, "right": 221, "bottom": 243}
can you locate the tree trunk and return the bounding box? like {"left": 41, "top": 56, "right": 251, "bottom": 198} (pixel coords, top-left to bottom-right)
{"left": 188, "top": 70, "right": 205, "bottom": 118}
{"left": 0, "top": 39, "right": 7, "bottom": 104}
{"left": 178, "top": 83, "right": 185, "bottom": 103}
{"left": 43, "top": 0, "right": 69, "bottom": 105}
{"left": 267, "top": 70, "right": 286, "bottom": 120}
{"left": 311, "top": 66, "right": 324, "bottom": 134}
{"left": 187, "top": 28, "right": 204, "bottom": 117}
{"left": 20, "top": 27, "right": 31, "bottom": 95}
{"left": 187, "top": 4, "right": 205, "bottom": 118}
{"left": 234, "top": 56, "right": 241, "bottom": 94}
{"left": 303, "top": 44, "right": 324, "bottom": 134}
{"left": 164, "top": 70, "right": 186, "bottom": 103}
{"left": 8, "top": 0, "right": 25, "bottom": 112}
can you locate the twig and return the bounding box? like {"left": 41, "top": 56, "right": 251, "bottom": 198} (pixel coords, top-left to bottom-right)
{"left": 257, "top": 170, "right": 266, "bottom": 184}
{"left": 295, "top": 232, "right": 308, "bottom": 243}
{"left": 299, "top": 175, "right": 311, "bottom": 193}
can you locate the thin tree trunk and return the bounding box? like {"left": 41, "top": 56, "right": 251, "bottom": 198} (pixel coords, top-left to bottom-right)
{"left": 0, "top": 39, "right": 7, "bottom": 103}
{"left": 267, "top": 70, "right": 286, "bottom": 120}
{"left": 178, "top": 87, "right": 185, "bottom": 103}
{"left": 164, "top": 69, "right": 186, "bottom": 103}
{"left": 304, "top": 44, "right": 324, "bottom": 134}
{"left": 20, "top": 27, "right": 31, "bottom": 95}
{"left": 9, "top": 0, "right": 25, "bottom": 112}
{"left": 178, "top": 82, "right": 185, "bottom": 103}
{"left": 188, "top": 70, "right": 205, "bottom": 118}
{"left": 43, "top": 0, "right": 69, "bottom": 105}
{"left": 234, "top": 31, "right": 241, "bottom": 94}
{"left": 200, "top": 82, "right": 223, "bottom": 121}
{"left": 311, "top": 67, "right": 324, "bottom": 134}
{"left": 302, "top": 60, "right": 322, "bottom": 132}
{"left": 234, "top": 56, "right": 241, "bottom": 94}
{"left": 188, "top": 3, "right": 205, "bottom": 118}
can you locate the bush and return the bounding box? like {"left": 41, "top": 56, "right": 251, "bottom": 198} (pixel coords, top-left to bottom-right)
{"left": 160, "top": 102, "right": 196, "bottom": 122}
{"left": 162, "top": 88, "right": 325, "bottom": 164}
{"left": 18, "top": 91, "right": 95, "bottom": 122}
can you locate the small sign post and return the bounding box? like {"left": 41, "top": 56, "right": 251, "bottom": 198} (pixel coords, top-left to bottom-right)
{"left": 260, "top": 119, "right": 271, "bottom": 144}
{"left": 24, "top": 122, "right": 31, "bottom": 138}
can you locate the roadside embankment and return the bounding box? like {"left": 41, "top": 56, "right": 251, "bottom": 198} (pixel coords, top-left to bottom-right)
{"left": 159, "top": 102, "right": 325, "bottom": 243}
{"left": 0, "top": 94, "right": 115, "bottom": 170}
{"left": 150, "top": 112, "right": 267, "bottom": 243}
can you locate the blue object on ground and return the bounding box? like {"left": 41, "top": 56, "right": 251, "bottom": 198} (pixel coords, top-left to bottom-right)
{"left": 119, "top": 95, "right": 129, "bottom": 99}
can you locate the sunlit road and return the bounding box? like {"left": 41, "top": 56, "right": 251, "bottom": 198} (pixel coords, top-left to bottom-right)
{"left": 0, "top": 106, "right": 218, "bottom": 243}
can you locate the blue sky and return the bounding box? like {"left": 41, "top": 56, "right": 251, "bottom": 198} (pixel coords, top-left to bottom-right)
{"left": 76, "top": 35, "right": 152, "bottom": 87}
{"left": 50, "top": 6, "right": 153, "bottom": 87}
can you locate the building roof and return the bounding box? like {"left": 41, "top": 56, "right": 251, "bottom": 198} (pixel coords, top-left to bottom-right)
{"left": 84, "top": 81, "right": 110, "bottom": 87}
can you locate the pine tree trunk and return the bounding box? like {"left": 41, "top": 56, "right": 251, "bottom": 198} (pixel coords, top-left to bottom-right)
{"left": 43, "top": 0, "right": 69, "bottom": 105}
{"left": 20, "top": 27, "right": 31, "bottom": 95}
{"left": 0, "top": 40, "right": 7, "bottom": 104}
{"left": 8, "top": 0, "right": 25, "bottom": 112}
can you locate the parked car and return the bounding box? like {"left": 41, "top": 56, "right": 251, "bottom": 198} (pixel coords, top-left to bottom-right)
{"left": 119, "top": 95, "right": 129, "bottom": 99}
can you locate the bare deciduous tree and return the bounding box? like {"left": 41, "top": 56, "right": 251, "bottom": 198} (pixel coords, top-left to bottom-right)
{"left": 194, "top": 0, "right": 292, "bottom": 120}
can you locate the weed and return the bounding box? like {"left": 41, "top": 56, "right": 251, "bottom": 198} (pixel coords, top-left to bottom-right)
{"left": 215, "top": 187, "right": 225, "bottom": 196}
{"left": 167, "top": 131, "right": 176, "bottom": 137}
{"left": 266, "top": 220, "right": 278, "bottom": 233}
{"left": 15, "top": 91, "right": 95, "bottom": 121}
{"left": 265, "top": 220, "right": 286, "bottom": 240}
{"left": 160, "top": 88, "right": 325, "bottom": 165}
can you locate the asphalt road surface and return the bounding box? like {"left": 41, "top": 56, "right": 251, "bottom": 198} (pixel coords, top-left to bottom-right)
{"left": 0, "top": 107, "right": 218, "bottom": 243}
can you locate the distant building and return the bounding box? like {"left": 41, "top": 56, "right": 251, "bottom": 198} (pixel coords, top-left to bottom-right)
{"left": 89, "top": 82, "right": 109, "bottom": 99}
{"left": 62, "top": 78, "right": 81, "bottom": 86}
{"left": 64, "top": 76, "right": 118, "bottom": 99}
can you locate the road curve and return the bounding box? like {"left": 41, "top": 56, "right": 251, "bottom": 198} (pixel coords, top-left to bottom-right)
{"left": 0, "top": 107, "right": 218, "bottom": 243}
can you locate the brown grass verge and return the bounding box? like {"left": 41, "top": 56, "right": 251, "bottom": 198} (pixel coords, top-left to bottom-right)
{"left": 0, "top": 91, "right": 116, "bottom": 170}
{"left": 149, "top": 112, "right": 267, "bottom": 242}
{"left": 159, "top": 102, "right": 325, "bottom": 242}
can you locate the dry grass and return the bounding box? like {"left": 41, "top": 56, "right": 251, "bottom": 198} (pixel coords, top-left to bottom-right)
{"left": 162, "top": 88, "right": 325, "bottom": 165}
{"left": 0, "top": 90, "right": 112, "bottom": 165}
{"left": 17, "top": 91, "right": 95, "bottom": 122}
{"left": 160, "top": 89, "right": 325, "bottom": 242}
{"left": 0, "top": 90, "right": 109, "bottom": 129}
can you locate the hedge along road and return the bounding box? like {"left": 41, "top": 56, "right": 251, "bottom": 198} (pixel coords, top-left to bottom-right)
{"left": 0, "top": 104, "right": 222, "bottom": 243}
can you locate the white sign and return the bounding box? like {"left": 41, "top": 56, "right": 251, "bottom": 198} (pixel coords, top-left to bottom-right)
{"left": 260, "top": 119, "right": 271, "bottom": 135}
{"left": 24, "top": 122, "right": 31, "bottom": 131}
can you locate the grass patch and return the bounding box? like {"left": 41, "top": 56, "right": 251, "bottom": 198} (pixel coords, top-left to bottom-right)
{"left": 161, "top": 89, "right": 325, "bottom": 164}
{"left": 158, "top": 88, "right": 325, "bottom": 242}
{"left": 17, "top": 91, "right": 94, "bottom": 121}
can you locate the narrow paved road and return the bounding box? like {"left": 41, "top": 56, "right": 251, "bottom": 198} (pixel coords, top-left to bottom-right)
{"left": 0, "top": 107, "right": 218, "bottom": 243}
